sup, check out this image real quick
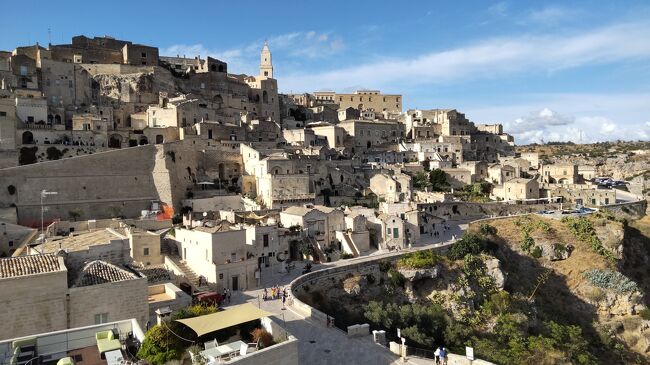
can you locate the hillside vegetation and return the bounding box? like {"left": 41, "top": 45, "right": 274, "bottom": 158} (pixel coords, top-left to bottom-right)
{"left": 299, "top": 212, "right": 650, "bottom": 364}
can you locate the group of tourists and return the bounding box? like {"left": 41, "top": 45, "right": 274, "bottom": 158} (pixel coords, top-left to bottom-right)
{"left": 263, "top": 285, "right": 288, "bottom": 306}
{"left": 434, "top": 346, "right": 448, "bottom": 364}
{"left": 221, "top": 287, "right": 231, "bottom": 303}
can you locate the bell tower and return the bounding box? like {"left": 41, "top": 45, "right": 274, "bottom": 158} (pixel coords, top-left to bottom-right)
{"left": 260, "top": 41, "right": 273, "bottom": 79}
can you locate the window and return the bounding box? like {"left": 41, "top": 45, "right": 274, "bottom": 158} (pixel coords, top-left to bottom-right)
{"left": 263, "top": 234, "right": 269, "bottom": 247}
{"left": 143, "top": 247, "right": 149, "bottom": 256}
{"left": 231, "top": 253, "right": 236, "bottom": 262}
{"left": 219, "top": 273, "right": 224, "bottom": 280}
{"left": 0, "top": 111, "right": 6, "bottom": 117}
{"left": 141, "top": 52, "right": 147, "bottom": 58}
{"left": 20, "top": 66, "right": 27, "bottom": 76}
{"left": 94, "top": 313, "right": 108, "bottom": 324}
{"left": 393, "top": 228, "right": 399, "bottom": 239}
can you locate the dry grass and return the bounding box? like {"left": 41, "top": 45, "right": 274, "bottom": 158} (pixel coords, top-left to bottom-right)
{"left": 470, "top": 216, "right": 609, "bottom": 290}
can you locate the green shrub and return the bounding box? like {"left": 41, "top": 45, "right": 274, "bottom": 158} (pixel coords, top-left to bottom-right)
{"left": 639, "top": 308, "right": 650, "bottom": 321}
{"left": 582, "top": 269, "right": 638, "bottom": 294}
{"left": 447, "top": 233, "right": 488, "bottom": 260}
{"left": 378, "top": 260, "right": 392, "bottom": 273}
{"left": 479, "top": 223, "right": 498, "bottom": 236}
{"left": 521, "top": 235, "right": 535, "bottom": 253}
{"left": 562, "top": 217, "right": 615, "bottom": 261}
{"left": 387, "top": 268, "right": 405, "bottom": 288}
{"left": 531, "top": 246, "right": 543, "bottom": 258}
{"left": 340, "top": 252, "right": 354, "bottom": 259}
{"left": 397, "top": 249, "right": 441, "bottom": 269}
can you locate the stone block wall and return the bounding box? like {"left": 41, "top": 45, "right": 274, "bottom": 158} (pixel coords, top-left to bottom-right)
{"left": 67, "top": 276, "right": 149, "bottom": 329}
{"left": 0, "top": 269, "right": 68, "bottom": 340}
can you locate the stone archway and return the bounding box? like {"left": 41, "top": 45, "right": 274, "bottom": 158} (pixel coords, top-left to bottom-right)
{"left": 108, "top": 134, "right": 123, "bottom": 149}
{"left": 139, "top": 136, "right": 148, "bottom": 145}
{"left": 22, "top": 131, "right": 34, "bottom": 145}
{"left": 155, "top": 135, "right": 164, "bottom": 144}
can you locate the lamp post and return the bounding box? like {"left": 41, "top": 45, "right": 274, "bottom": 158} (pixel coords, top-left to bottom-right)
{"left": 40, "top": 189, "right": 58, "bottom": 241}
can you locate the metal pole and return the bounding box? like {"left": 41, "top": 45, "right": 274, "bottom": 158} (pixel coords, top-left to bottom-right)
{"left": 40, "top": 190, "right": 44, "bottom": 236}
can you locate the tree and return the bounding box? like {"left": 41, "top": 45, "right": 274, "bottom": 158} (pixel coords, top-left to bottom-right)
{"left": 447, "top": 233, "right": 488, "bottom": 260}
{"left": 413, "top": 172, "right": 431, "bottom": 190}
{"left": 429, "top": 169, "right": 450, "bottom": 192}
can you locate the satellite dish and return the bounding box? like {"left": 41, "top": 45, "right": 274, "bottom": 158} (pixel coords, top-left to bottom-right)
{"left": 203, "top": 212, "right": 208, "bottom": 217}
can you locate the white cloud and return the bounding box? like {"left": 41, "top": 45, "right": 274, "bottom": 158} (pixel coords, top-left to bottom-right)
{"left": 526, "top": 6, "right": 575, "bottom": 24}
{"left": 488, "top": 2, "right": 509, "bottom": 17}
{"left": 470, "top": 92, "right": 650, "bottom": 144}
{"left": 279, "top": 21, "right": 650, "bottom": 92}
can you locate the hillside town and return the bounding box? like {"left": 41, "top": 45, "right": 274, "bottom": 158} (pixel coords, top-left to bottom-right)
{"left": 0, "top": 34, "right": 648, "bottom": 365}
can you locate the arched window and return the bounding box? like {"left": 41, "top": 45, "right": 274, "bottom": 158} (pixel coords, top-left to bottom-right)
{"left": 155, "top": 135, "right": 164, "bottom": 144}
{"left": 22, "top": 131, "right": 34, "bottom": 145}
{"left": 211, "top": 64, "right": 217, "bottom": 72}
{"left": 139, "top": 136, "right": 148, "bottom": 145}
{"left": 262, "top": 90, "right": 268, "bottom": 104}
{"left": 54, "top": 115, "right": 62, "bottom": 124}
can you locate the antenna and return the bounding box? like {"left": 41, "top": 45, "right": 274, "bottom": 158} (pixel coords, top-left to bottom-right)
{"left": 48, "top": 27, "right": 51, "bottom": 45}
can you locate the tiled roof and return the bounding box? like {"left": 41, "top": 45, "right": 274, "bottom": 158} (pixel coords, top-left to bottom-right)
{"left": 71, "top": 260, "right": 138, "bottom": 287}
{"left": 0, "top": 254, "right": 64, "bottom": 279}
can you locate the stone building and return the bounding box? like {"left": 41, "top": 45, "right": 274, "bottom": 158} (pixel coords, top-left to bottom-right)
{"left": 492, "top": 177, "right": 540, "bottom": 201}
{"left": 313, "top": 90, "right": 402, "bottom": 112}
{"left": 369, "top": 172, "right": 412, "bottom": 203}
{"left": 279, "top": 205, "right": 346, "bottom": 249}
{"left": 0, "top": 253, "right": 148, "bottom": 340}
{"left": 540, "top": 163, "right": 579, "bottom": 184}
{"left": 174, "top": 220, "right": 285, "bottom": 291}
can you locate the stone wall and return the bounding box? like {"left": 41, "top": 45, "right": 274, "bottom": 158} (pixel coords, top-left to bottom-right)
{"left": 228, "top": 336, "right": 299, "bottom": 365}
{"left": 417, "top": 201, "right": 562, "bottom": 221}
{"left": 0, "top": 267, "right": 68, "bottom": 340}
{"left": 602, "top": 199, "right": 648, "bottom": 220}
{"left": 0, "top": 145, "right": 161, "bottom": 226}
{"left": 67, "top": 275, "right": 149, "bottom": 329}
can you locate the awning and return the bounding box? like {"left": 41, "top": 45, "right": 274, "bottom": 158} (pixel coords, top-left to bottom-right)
{"left": 174, "top": 303, "right": 273, "bottom": 337}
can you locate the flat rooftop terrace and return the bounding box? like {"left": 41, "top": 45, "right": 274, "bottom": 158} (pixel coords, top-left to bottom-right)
{"left": 40, "top": 229, "right": 126, "bottom": 254}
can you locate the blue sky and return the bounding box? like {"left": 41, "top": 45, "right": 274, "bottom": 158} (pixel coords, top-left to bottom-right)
{"left": 1, "top": 0, "right": 649, "bottom": 144}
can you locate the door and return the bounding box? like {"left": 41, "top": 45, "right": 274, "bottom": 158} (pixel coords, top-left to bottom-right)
{"left": 183, "top": 248, "right": 187, "bottom": 260}
{"left": 232, "top": 276, "right": 239, "bottom": 291}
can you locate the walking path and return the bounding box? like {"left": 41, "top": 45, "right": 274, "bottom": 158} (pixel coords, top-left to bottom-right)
{"left": 221, "top": 221, "right": 470, "bottom": 364}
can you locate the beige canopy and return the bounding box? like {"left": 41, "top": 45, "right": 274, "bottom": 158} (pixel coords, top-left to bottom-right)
{"left": 175, "top": 303, "right": 273, "bottom": 337}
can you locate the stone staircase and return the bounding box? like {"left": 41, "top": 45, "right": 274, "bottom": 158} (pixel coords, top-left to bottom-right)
{"left": 167, "top": 255, "right": 212, "bottom": 293}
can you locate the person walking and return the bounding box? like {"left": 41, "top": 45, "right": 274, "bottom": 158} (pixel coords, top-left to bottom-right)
{"left": 434, "top": 347, "right": 441, "bottom": 365}
{"left": 440, "top": 347, "right": 448, "bottom": 365}
{"left": 281, "top": 290, "right": 287, "bottom": 309}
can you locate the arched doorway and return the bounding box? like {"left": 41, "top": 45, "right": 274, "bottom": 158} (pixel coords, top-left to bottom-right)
{"left": 155, "top": 135, "right": 164, "bottom": 144}
{"left": 108, "top": 134, "right": 123, "bottom": 149}
{"left": 54, "top": 115, "right": 62, "bottom": 124}
{"left": 22, "top": 131, "right": 34, "bottom": 144}
{"left": 139, "top": 136, "right": 148, "bottom": 145}
{"left": 262, "top": 90, "right": 268, "bottom": 103}
{"left": 47, "top": 114, "right": 53, "bottom": 124}
{"left": 129, "top": 139, "right": 138, "bottom": 147}
{"left": 366, "top": 141, "right": 372, "bottom": 148}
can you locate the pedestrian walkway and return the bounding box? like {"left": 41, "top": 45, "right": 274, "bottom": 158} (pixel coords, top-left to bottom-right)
{"left": 220, "top": 221, "right": 471, "bottom": 364}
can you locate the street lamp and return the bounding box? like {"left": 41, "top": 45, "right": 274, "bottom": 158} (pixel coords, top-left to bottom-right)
{"left": 40, "top": 190, "right": 58, "bottom": 242}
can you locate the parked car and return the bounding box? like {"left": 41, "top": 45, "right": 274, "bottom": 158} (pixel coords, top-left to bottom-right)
{"left": 538, "top": 210, "right": 555, "bottom": 214}
{"left": 577, "top": 207, "right": 596, "bottom": 214}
